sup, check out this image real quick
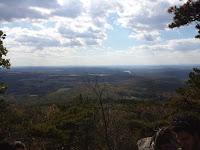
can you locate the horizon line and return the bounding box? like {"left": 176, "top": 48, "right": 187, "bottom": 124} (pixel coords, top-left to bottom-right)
{"left": 6, "top": 64, "right": 200, "bottom": 68}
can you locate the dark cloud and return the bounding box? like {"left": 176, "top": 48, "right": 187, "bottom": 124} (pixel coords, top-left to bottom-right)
{"left": 0, "top": 0, "right": 59, "bottom": 8}
{"left": 169, "top": 39, "right": 200, "bottom": 52}
{"left": 63, "top": 39, "right": 83, "bottom": 47}
{"left": 117, "top": 0, "right": 172, "bottom": 41}
{"left": 53, "top": 0, "right": 83, "bottom": 18}
{"left": 131, "top": 1, "right": 170, "bottom": 31}
{"left": 90, "top": 1, "right": 112, "bottom": 18}
{"left": 84, "top": 38, "right": 99, "bottom": 46}
{"left": 0, "top": 0, "right": 84, "bottom": 21}
{"left": 142, "top": 34, "right": 156, "bottom": 41}
{"left": 59, "top": 26, "right": 104, "bottom": 40}
{"left": 58, "top": 25, "right": 106, "bottom": 47}
{"left": 17, "top": 35, "right": 60, "bottom": 48}
{"left": 137, "top": 39, "right": 200, "bottom": 52}
{"left": 0, "top": 0, "right": 59, "bottom": 21}
{"left": 0, "top": 5, "right": 46, "bottom": 21}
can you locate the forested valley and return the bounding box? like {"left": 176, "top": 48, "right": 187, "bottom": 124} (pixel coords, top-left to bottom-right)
{"left": 1, "top": 66, "right": 200, "bottom": 150}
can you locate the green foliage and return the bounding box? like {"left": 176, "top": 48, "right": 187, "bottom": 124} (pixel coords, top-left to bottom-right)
{"left": 0, "top": 96, "right": 172, "bottom": 150}
{"left": 1, "top": 67, "right": 199, "bottom": 149}
{"left": 169, "top": 68, "right": 200, "bottom": 114}
{"left": 0, "top": 30, "right": 10, "bottom": 94}
{"left": 177, "top": 68, "right": 200, "bottom": 101}
{"left": 0, "top": 30, "right": 10, "bottom": 69}
{"left": 0, "top": 83, "right": 7, "bottom": 94}
{"left": 168, "top": 0, "right": 200, "bottom": 39}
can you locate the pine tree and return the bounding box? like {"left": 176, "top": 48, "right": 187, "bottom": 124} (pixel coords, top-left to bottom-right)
{"left": 0, "top": 30, "right": 10, "bottom": 93}
{"left": 168, "top": 0, "right": 200, "bottom": 39}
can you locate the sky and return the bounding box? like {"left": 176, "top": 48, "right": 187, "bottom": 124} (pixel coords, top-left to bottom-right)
{"left": 0, "top": 0, "right": 200, "bottom": 66}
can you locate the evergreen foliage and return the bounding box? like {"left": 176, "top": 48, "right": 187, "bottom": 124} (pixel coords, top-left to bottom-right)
{"left": 168, "top": 0, "right": 200, "bottom": 39}
{"left": 0, "top": 30, "right": 10, "bottom": 94}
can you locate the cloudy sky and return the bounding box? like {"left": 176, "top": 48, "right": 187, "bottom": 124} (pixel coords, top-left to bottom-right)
{"left": 1, "top": 0, "right": 200, "bottom": 66}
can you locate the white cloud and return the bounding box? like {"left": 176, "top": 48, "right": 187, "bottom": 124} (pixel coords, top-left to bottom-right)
{"left": 1, "top": 0, "right": 185, "bottom": 49}
{"left": 116, "top": 0, "right": 184, "bottom": 41}
{"left": 6, "top": 37, "right": 200, "bottom": 66}
{"left": 1, "top": 0, "right": 199, "bottom": 66}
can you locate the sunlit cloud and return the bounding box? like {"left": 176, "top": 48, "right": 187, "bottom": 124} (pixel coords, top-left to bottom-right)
{"left": 0, "top": 0, "right": 199, "bottom": 66}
